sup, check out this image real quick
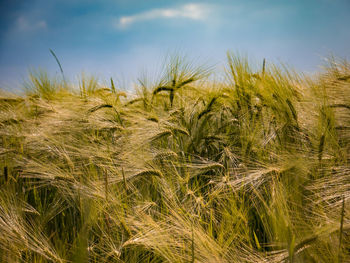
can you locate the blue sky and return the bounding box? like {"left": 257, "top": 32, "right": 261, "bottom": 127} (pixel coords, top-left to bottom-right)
{"left": 0, "top": 0, "right": 349, "bottom": 91}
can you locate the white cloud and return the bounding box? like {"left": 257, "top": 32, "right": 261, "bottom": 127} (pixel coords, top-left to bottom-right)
{"left": 116, "top": 3, "right": 209, "bottom": 29}
{"left": 16, "top": 16, "right": 47, "bottom": 32}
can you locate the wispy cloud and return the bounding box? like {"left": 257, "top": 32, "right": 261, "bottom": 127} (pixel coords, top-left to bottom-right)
{"left": 116, "top": 3, "right": 209, "bottom": 29}
{"left": 16, "top": 16, "right": 47, "bottom": 32}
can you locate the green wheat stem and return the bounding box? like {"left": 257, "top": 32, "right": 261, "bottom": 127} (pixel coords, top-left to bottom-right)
{"left": 262, "top": 58, "right": 266, "bottom": 75}
{"left": 49, "top": 49, "right": 66, "bottom": 85}
{"left": 338, "top": 196, "right": 345, "bottom": 263}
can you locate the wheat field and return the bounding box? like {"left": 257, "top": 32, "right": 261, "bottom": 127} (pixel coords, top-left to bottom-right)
{"left": 0, "top": 54, "right": 349, "bottom": 262}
